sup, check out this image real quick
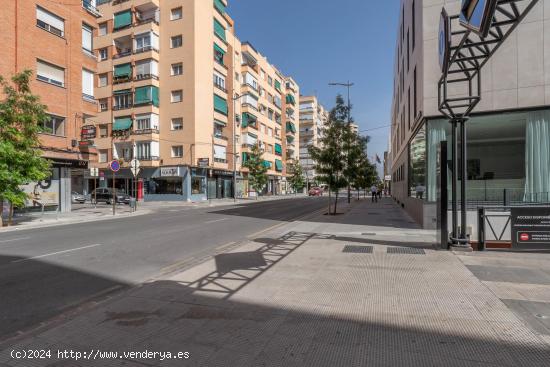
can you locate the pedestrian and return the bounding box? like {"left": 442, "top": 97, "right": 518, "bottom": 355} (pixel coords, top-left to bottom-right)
{"left": 371, "top": 185, "right": 378, "bottom": 203}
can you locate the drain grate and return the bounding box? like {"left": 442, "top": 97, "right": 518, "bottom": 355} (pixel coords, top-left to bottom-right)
{"left": 343, "top": 245, "right": 373, "bottom": 254}
{"left": 387, "top": 247, "right": 425, "bottom": 255}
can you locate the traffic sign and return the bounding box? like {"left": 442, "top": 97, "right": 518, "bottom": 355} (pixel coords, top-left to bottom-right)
{"left": 90, "top": 167, "right": 99, "bottom": 177}
{"left": 109, "top": 160, "right": 121, "bottom": 172}
{"left": 130, "top": 159, "right": 140, "bottom": 170}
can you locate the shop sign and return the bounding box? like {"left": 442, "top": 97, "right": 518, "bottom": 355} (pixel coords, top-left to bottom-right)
{"left": 161, "top": 167, "right": 180, "bottom": 177}
{"left": 511, "top": 207, "right": 550, "bottom": 247}
{"left": 79, "top": 140, "right": 93, "bottom": 147}
{"left": 198, "top": 158, "right": 209, "bottom": 167}
{"left": 81, "top": 125, "right": 97, "bottom": 140}
{"left": 212, "top": 170, "right": 233, "bottom": 177}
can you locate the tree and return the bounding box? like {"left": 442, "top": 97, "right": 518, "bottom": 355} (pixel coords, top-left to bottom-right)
{"left": 0, "top": 70, "right": 51, "bottom": 226}
{"left": 286, "top": 159, "right": 305, "bottom": 194}
{"left": 343, "top": 129, "right": 369, "bottom": 201}
{"left": 243, "top": 143, "right": 268, "bottom": 198}
{"left": 309, "top": 95, "right": 348, "bottom": 215}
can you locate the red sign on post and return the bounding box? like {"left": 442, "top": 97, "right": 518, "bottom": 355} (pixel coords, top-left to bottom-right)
{"left": 109, "top": 160, "right": 121, "bottom": 172}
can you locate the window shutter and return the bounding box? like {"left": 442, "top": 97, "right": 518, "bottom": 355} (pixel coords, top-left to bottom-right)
{"left": 36, "top": 6, "right": 64, "bottom": 33}
{"left": 37, "top": 60, "right": 65, "bottom": 85}
{"left": 82, "top": 69, "right": 94, "bottom": 97}
{"left": 114, "top": 10, "right": 132, "bottom": 29}
{"left": 82, "top": 24, "right": 93, "bottom": 51}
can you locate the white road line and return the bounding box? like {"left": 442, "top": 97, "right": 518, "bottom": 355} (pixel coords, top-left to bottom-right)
{"left": 11, "top": 244, "right": 104, "bottom": 263}
{"left": 204, "top": 218, "right": 227, "bottom": 224}
{"left": 0, "top": 237, "right": 30, "bottom": 244}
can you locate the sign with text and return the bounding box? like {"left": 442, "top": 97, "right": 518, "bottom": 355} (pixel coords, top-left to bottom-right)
{"left": 161, "top": 167, "right": 179, "bottom": 177}
{"left": 511, "top": 207, "right": 550, "bottom": 247}
{"left": 197, "top": 158, "right": 209, "bottom": 167}
{"left": 81, "top": 125, "right": 97, "bottom": 140}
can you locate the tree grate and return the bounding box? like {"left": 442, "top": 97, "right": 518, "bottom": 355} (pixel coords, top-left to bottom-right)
{"left": 343, "top": 245, "right": 373, "bottom": 254}
{"left": 387, "top": 247, "right": 426, "bottom": 255}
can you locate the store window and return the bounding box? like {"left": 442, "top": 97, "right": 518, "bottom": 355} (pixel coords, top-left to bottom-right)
{"left": 408, "top": 124, "right": 426, "bottom": 199}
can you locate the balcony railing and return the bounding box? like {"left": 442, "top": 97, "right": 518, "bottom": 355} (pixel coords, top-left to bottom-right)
{"left": 113, "top": 50, "right": 132, "bottom": 59}
{"left": 214, "top": 83, "right": 227, "bottom": 93}
{"left": 214, "top": 158, "right": 228, "bottom": 163}
{"left": 214, "top": 134, "right": 229, "bottom": 141}
{"left": 113, "top": 103, "right": 133, "bottom": 111}
{"left": 134, "top": 46, "right": 159, "bottom": 55}
{"left": 135, "top": 17, "right": 159, "bottom": 26}
{"left": 82, "top": 0, "right": 101, "bottom": 17}
{"left": 132, "top": 128, "right": 159, "bottom": 135}
{"left": 135, "top": 73, "right": 159, "bottom": 81}
{"left": 137, "top": 155, "right": 160, "bottom": 161}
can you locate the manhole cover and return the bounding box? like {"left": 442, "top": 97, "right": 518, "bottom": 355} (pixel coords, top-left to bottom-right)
{"left": 343, "top": 245, "right": 373, "bottom": 254}
{"left": 387, "top": 247, "right": 425, "bottom": 255}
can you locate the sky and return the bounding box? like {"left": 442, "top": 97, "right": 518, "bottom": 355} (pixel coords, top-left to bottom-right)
{"left": 228, "top": 0, "right": 400, "bottom": 177}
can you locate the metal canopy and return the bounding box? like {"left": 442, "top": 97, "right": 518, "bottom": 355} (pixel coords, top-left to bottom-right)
{"left": 438, "top": 0, "right": 540, "bottom": 120}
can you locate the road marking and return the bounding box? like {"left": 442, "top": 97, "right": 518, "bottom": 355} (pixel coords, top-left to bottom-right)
{"left": 204, "top": 218, "right": 227, "bottom": 224}
{"left": 0, "top": 237, "right": 30, "bottom": 244}
{"left": 11, "top": 244, "right": 104, "bottom": 263}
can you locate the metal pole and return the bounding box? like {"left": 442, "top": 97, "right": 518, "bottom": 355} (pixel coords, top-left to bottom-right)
{"left": 451, "top": 120, "right": 458, "bottom": 243}
{"left": 460, "top": 119, "right": 467, "bottom": 241}
{"left": 233, "top": 95, "right": 237, "bottom": 202}
{"left": 112, "top": 171, "right": 116, "bottom": 216}
{"left": 94, "top": 175, "right": 97, "bottom": 208}
{"left": 347, "top": 82, "right": 351, "bottom": 204}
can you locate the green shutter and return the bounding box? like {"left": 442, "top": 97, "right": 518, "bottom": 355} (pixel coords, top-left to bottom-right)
{"left": 214, "top": 94, "right": 228, "bottom": 115}
{"left": 214, "top": 0, "right": 226, "bottom": 14}
{"left": 113, "top": 88, "right": 131, "bottom": 95}
{"left": 286, "top": 122, "right": 296, "bottom": 133}
{"left": 263, "top": 160, "right": 272, "bottom": 169}
{"left": 241, "top": 112, "right": 248, "bottom": 128}
{"left": 151, "top": 86, "right": 159, "bottom": 107}
{"left": 287, "top": 135, "right": 295, "bottom": 144}
{"left": 275, "top": 143, "right": 282, "bottom": 155}
{"left": 134, "top": 86, "right": 149, "bottom": 105}
{"left": 214, "top": 43, "right": 225, "bottom": 64}
{"left": 113, "top": 117, "right": 132, "bottom": 131}
{"left": 274, "top": 80, "right": 282, "bottom": 92}
{"left": 114, "top": 63, "right": 131, "bottom": 78}
{"left": 275, "top": 159, "right": 283, "bottom": 172}
{"left": 286, "top": 94, "right": 296, "bottom": 105}
{"left": 114, "top": 10, "right": 132, "bottom": 30}
{"left": 242, "top": 152, "right": 248, "bottom": 163}
{"left": 242, "top": 112, "right": 257, "bottom": 128}
{"left": 214, "top": 19, "right": 226, "bottom": 42}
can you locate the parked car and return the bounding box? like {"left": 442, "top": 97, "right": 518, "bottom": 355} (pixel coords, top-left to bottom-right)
{"left": 91, "top": 188, "right": 131, "bottom": 205}
{"left": 308, "top": 187, "right": 323, "bottom": 196}
{"left": 71, "top": 192, "right": 86, "bottom": 204}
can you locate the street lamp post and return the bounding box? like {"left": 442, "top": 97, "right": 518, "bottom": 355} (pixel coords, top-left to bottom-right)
{"left": 329, "top": 81, "right": 354, "bottom": 203}
{"left": 232, "top": 93, "right": 247, "bottom": 202}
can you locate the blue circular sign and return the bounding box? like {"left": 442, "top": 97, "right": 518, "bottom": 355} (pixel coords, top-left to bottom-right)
{"left": 439, "top": 8, "right": 450, "bottom": 73}
{"left": 109, "top": 160, "right": 120, "bottom": 172}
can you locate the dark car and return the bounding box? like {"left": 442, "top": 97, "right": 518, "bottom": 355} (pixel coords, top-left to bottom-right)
{"left": 308, "top": 187, "right": 323, "bottom": 197}
{"left": 91, "top": 188, "right": 131, "bottom": 205}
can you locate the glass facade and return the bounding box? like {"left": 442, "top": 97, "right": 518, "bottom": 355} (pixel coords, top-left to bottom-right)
{"left": 408, "top": 124, "right": 426, "bottom": 199}
{"left": 422, "top": 108, "right": 550, "bottom": 204}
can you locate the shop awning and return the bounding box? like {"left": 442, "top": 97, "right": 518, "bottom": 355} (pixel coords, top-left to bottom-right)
{"left": 286, "top": 94, "right": 296, "bottom": 105}
{"left": 134, "top": 86, "right": 159, "bottom": 107}
{"left": 214, "top": 19, "right": 226, "bottom": 41}
{"left": 114, "top": 63, "right": 131, "bottom": 78}
{"left": 114, "top": 10, "right": 132, "bottom": 30}
{"left": 275, "top": 159, "right": 283, "bottom": 172}
{"left": 214, "top": 94, "right": 228, "bottom": 115}
{"left": 113, "top": 117, "right": 133, "bottom": 131}
{"left": 286, "top": 122, "right": 296, "bottom": 134}
{"left": 214, "top": 0, "right": 226, "bottom": 14}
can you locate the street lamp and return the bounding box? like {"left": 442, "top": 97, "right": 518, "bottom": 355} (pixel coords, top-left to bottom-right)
{"left": 329, "top": 81, "right": 354, "bottom": 203}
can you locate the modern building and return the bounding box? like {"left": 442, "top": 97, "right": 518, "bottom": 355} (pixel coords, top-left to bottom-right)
{"left": 390, "top": 0, "right": 550, "bottom": 229}
{"left": 1, "top": 0, "right": 101, "bottom": 212}
{"left": 299, "top": 95, "right": 328, "bottom": 187}
{"left": 91, "top": 0, "right": 299, "bottom": 201}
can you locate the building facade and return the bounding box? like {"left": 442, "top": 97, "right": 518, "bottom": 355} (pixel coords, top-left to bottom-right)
{"left": 0, "top": 0, "right": 101, "bottom": 212}
{"left": 91, "top": 0, "right": 299, "bottom": 201}
{"left": 390, "top": 0, "right": 550, "bottom": 229}
{"left": 298, "top": 95, "right": 328, "bottom": 187}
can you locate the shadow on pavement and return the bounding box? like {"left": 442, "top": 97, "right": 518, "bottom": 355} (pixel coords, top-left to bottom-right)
{"left": 2, "top": 232, "right": 549, "bottom": 366}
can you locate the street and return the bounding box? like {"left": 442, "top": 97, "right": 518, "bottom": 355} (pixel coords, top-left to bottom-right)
{"left": 0, "top": 197, "right": 329, "bottom": 341}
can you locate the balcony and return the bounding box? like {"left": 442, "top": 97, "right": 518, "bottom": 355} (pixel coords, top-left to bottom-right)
{"left": 82, "top": 0, "right": 101, "bottom": 17}
{"left": 132, "top": 128, "right": 159, "bottom": 135}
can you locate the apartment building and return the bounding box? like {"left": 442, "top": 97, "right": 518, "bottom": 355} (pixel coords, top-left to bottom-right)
{"left": 91, "top": 0, "right": 299, "bottom": 201}
{"left": 298, "top": 95, "right": 328, "bottom": 187}
{"left": 390, "top": 0, "right": 550, "bottom": 228}
{"left": 237, "top": 42, "right": 300, "bottom": 196}
{"left": 0, "top": 0, "right": 101, "bottom": 212}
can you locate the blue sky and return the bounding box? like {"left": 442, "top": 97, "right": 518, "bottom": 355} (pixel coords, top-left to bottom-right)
{"left": 228, "top": 0, "right": 400, "bottom": 175}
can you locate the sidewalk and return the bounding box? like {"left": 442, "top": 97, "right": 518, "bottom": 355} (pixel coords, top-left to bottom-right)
{"left": 0, "top": 194, "right": 306, "bottom": 233}
{"left": 1, "top": 198, "right": 549, "bottom": 366}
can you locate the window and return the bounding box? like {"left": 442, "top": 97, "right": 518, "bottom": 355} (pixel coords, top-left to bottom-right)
{"left": 171, "top": 118, "right": 183, "bottom": 130}
{"left": 213, "top": 72, "right": 225, "bottom": 90}
{"left": 98, "top": 22, "right": 107, "bottom": 36}
{"left": 214, "top": 43, "right": 225, "bottom": 65}
{"left": 170, "top": 7, "right": 182, "bottom": 20}
{"left": 134, "top": 86, "right": 159, "bottom": 106}
{"left": 135, "top": 59, "right": 158, "bottom": 79}
{"left": 82, "top": 23, "right": 93, "bottom": 54}
{"left": 99, "top": 98, "right": 108, "bottom": 111}
{"left": 82, "top": 69, "right": 94, "bottom": 100}
{"left": 113, "top": 90, "right": 132, "bottom": 110}
{"left": 213, "top": 18, "right": 226, "bottom": 41}
{"left": 99, "top": 48, "right": 108, "bottom": 61}
{"left": 98, "top": 73, "right": 108, "bottom": 87}
{"left": 136, "top": 113, "right": 159, "bottom": 130}
{"left": 36, "top": 60, "right": 65, "bottom": 87}
{"left": 268, "top": 109, "right": 274, "bottom": 121}
{"left": 413, "top": 67, "right": 417, "bottom": 119}
{"left": 214, "top": 94, "right": 228, "bottom": 115}
{"left": 36, "top": 6, "right": 64, "bottom": 37}
{"left": 40, "top": 114, "right": 65, "bottom": 136}
{"left": 171, "top": 90, "right": 182, "bottom": 103}
{"left": 268, "top": 76, "right": 273, "bottom": 86}
{"left": 98, "top": 149, "right": 108, "bottom": 163}
{"left": 99, "top": 124, "right": 108, "bottom": 138}
{"left": 171, "top": 63, "right": 183, "bottom": 76}
{"left": 172, "top": 146, "right": 184, "bottom": 158}
{"left": 213, "top": 145, "right": 226, "bottom": 162}
{"left": 268, "top": 127, "right": 273, "bottom": 137}
{"left": 171, "top": 35, "right": 182, "bottom": 48}
{"left": 408, "top": 124, "right": 426, "bottom": 199}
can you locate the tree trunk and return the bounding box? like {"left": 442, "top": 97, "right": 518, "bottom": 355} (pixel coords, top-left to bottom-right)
{"left": 0, "top": 198, "right": 3, "bottom": 228}
{"left": 8, "top": 202, "right": 14, "bottom": 226}
{"left": 327, "top": 186, "right": 332, "bottom": 215}
{"left": 333, "top": 190, "right": 339, "bottom": 215}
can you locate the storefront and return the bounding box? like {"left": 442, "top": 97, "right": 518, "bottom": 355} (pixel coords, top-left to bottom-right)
{"left": 400, "top": 108, "right": 550, "bottom": 228}
{"left": 207, "top": 169, "right": 235, "bottom": 199}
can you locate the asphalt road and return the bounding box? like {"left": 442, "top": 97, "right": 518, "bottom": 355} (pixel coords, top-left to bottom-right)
{"left": 0, "top": 197, "right": 328, "bottom": 341}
